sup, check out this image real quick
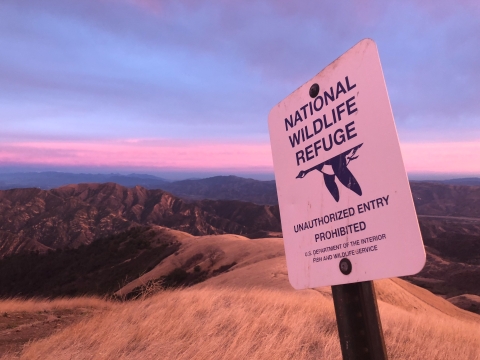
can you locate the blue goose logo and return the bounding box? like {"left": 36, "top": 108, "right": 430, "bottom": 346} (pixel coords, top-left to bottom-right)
{"left": 296, "top": 143, "right": 363, "bottom": 202}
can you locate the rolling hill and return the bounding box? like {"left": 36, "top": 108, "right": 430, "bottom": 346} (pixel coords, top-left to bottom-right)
{"left": 1, "top": 229, "right": 479, "bottom": 359}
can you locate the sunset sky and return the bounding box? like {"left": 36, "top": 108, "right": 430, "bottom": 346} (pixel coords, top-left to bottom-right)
{"left": 1, "top": 0, "right": 479, "bottom": 180}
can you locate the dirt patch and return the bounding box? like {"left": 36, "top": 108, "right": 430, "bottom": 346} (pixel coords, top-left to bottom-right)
{"left": 0, "top": 307, "right": 97, "bottom": 357}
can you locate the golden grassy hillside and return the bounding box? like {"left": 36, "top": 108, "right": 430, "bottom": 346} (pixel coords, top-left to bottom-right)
{"left": 115, "top": 232, "right": 286, "bottom": 296}
{"left": 2, "top": 233, "right": 479, "bottom": 359}
{"left": 0, "top": 297, "right": 110, "bottom": 314}
{"left": 4, "top": 287, "right": 480, "bottom": 360}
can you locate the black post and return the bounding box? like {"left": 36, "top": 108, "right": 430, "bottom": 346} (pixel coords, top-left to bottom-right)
{"left": 331, "top": 280, "right": 388, "bottom": 360}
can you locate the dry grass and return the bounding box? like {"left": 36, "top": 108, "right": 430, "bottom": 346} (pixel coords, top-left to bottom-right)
{"left": 4, "top": 287, "right": 480, "bottom": 360}
{"left": 380, "top": 302, "right": 480, "bottom": 359}
{"left": 0, "top": 296, "right": 111, "bottom": 314}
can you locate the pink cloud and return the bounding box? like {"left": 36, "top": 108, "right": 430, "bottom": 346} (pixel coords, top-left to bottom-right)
{"left": 0, "top": 139, "right": 274, "bottom": 172}
{"left": 400, "top": 141, "right": 480, "bottom": 174}
{"left": 1, "top": 138, "right": 478, "bottom": 176}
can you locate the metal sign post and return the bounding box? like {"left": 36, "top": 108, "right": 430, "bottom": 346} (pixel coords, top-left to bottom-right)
{"left": 332, "top": 281, "right": 387, "bottom": 360}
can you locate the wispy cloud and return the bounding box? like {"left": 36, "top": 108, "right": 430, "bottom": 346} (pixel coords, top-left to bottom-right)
{"left": 2, "top": 137, "right": 477, "bottom": 177}
{"left": 0, "top": 139, "right": 273, "bottom": 171}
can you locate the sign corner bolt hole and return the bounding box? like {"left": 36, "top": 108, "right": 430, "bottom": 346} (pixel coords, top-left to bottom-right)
{"left": 309, "top": 83, "right": 320, "bottom": 98}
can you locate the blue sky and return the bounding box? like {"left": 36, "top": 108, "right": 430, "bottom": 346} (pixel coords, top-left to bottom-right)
{"left": 1, "top": 0, "right": 479, "bottom": 179}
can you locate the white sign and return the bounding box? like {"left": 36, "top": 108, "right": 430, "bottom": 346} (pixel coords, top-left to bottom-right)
{"left": 268, "top": 39, "right": 425, "bottom": 289}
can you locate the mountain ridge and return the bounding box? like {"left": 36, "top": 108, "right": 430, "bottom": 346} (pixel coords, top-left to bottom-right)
{"left": 2, "top": 172, "right": 480, "bottom": 207}
{"left": 0, "top": 182, "right": 281, "bottom": 257}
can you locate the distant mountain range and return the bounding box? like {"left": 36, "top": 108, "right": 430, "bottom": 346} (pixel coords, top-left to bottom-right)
{"left": 1, "top": 171, "right": 480, "bottom": 206}
{"left": 0, "top": 172, "right": 279, "bottom": 205}
{"left": 0, "top": 172, "right": 170, "bottom": 190}
{"left": 411, "top": 181, "right": 480, "bottom": 217}
{"left": 159, "top": 176, "right": 277, "bottom": 204}
{"left": 429, "top": 178, "right": 480, "bottom": 186}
